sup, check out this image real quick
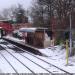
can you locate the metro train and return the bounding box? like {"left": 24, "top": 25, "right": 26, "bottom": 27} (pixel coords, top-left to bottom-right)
{"left": 0, "top": 20, "right": 13, "bottom": 38}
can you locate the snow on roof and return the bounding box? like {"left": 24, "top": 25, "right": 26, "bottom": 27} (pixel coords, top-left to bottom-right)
{"left": 19, "top": 28, "right": 37, "bottom": 32}
{"left": 19, "top": 27, "right": 48, "bottom": 33}
{"left": 0, "top": 27, "right": 2, "bottom": 29}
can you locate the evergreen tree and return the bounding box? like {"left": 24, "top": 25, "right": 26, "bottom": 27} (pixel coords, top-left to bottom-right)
{"left": 16, "top": 4, "right": 28, "bottom": 23}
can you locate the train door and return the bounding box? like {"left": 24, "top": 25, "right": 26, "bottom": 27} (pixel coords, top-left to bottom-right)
{"left": 0, "top": 28, "right": 4, "bottom": 39}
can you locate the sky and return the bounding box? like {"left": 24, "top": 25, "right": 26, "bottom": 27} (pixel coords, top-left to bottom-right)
{"left": 0, "top": 0, "right": 32, "bottom": 11}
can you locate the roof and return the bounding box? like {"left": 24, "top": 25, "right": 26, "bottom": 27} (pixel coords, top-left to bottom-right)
{"left": 19, "top": 27, "right": 48, "bottom": 33}
{"left": 0, "top": 27, "right": 2, "bottom": 29}
{"left": 19, "top": 28, "right": 37, "bottom": 32}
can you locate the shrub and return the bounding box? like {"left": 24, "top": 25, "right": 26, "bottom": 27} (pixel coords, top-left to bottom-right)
{"left": 56, "top": 39, "right": 64, "bottom": 45}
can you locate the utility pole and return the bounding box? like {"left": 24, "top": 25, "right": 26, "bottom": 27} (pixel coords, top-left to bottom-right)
{"left": 69, "top": 0, "right": 73, "bottom": 56}
{"left": 69, "top": 12, "right": 72, "bottom": 56}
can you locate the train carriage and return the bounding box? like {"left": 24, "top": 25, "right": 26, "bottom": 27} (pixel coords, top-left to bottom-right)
{"left": 0, "top": 20, "right": 13, "bottom": 38}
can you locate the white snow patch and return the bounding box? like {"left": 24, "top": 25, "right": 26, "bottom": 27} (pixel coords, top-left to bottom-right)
{"left": 38, "top": 45, "right": 75, "bottom": 73}
{"left": 5, "top": 35, "right": 25, "bottom": 44}
{"left": 1, "top": 37, "right": 75, "bottom": 73}
{"left": 0, "top": 54, "right": 15, "bottom": 73}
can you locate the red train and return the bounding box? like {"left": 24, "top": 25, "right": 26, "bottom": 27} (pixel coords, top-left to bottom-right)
{"left": 0, "top": 20, "right": 13, "bottom": 35}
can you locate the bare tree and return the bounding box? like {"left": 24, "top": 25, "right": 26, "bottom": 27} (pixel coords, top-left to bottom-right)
{"left": 0, "top": 4, "right": 28, "bottom": 23}
{"left": 30, "top": 0, "right": 45, "bottom": 27}
{"left": 30, "top": 0, "right": 75, "bottom": 28}
{"left": 0, "top": 5, "right": 17, "bottom": 21}
{"left": 30, "top": 0, "right": 55, "bottom": 27}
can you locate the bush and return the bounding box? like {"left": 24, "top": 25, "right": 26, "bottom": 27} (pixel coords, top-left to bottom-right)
{"left": 56, "top": 39, "right": 64, "bottom": 45}
{"left": 12, "top": 32, "right": 22, "bottom": 39}
{"left": 12, "top": 30, "right": 23, "bottom": 39}
{"left": 12, "top": 32, "right": 18, "bottom": 38}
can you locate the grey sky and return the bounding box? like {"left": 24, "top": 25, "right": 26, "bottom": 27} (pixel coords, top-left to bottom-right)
{"left": 0, "top": 0, "right": 32, "bottom": 11}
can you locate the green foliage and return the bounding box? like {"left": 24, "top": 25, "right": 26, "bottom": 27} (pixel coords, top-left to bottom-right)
{"left": 55, "top": 39, "right": 64, "bottom": 45}
{"left": 12, "top": 32, "right": 22, "bottom": 39}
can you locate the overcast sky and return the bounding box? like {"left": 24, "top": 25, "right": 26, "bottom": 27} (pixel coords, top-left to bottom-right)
{"left": 0, "top": 0, "right": 32, "bottom": 11}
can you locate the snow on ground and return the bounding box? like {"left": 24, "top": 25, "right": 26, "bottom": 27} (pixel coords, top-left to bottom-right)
{"left": 1, "top": 35, "right": 75, "bottom": 73}
{"left": 13, "top": 53, "right": 48, "bottom": 73}
{"left": 0, "top": 44, "right": 49, "bottom": 73}
{"left": 1, "top": 50, "right": 32, "bottom": 73}
{"left": 39, "top": 46, "right": 66, "bottom": 59}
{"left": 0, "top": 54, "right": 15, "bottom": 73}
{"left": 21, "top": 53, "right": 65, "bottom": 73}
{"left": 38, "top": 45, "right": 75, "bottom": 73}
{"left": 5, "top": 35, "right": 25, "bottom": 44}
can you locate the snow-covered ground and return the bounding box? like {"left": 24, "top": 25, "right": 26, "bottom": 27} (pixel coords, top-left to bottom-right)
{"left": 0, "top": 40, "right": 48, "bottom": 73}
{"left": 5, "top": 35, "right": 25, "bottom": 44}
{"left": 1, "top": 35, "right": 75, "bottom": 74}
{"left": 38, "top": 46, "right": 75, "bottom": 73}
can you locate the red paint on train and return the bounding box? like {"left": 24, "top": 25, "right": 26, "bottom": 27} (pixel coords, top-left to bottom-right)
{"left": 0, "top": 22, "right": 13, "bottom": 34}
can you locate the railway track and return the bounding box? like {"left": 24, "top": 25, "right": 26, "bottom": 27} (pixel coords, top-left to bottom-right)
{"left": 0, "top": 39, "right": 73, "bottom": 75}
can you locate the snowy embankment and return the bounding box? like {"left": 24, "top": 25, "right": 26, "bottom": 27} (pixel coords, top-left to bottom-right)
{"left": 38, "top": 46, "right": 75, "bottom": 73}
